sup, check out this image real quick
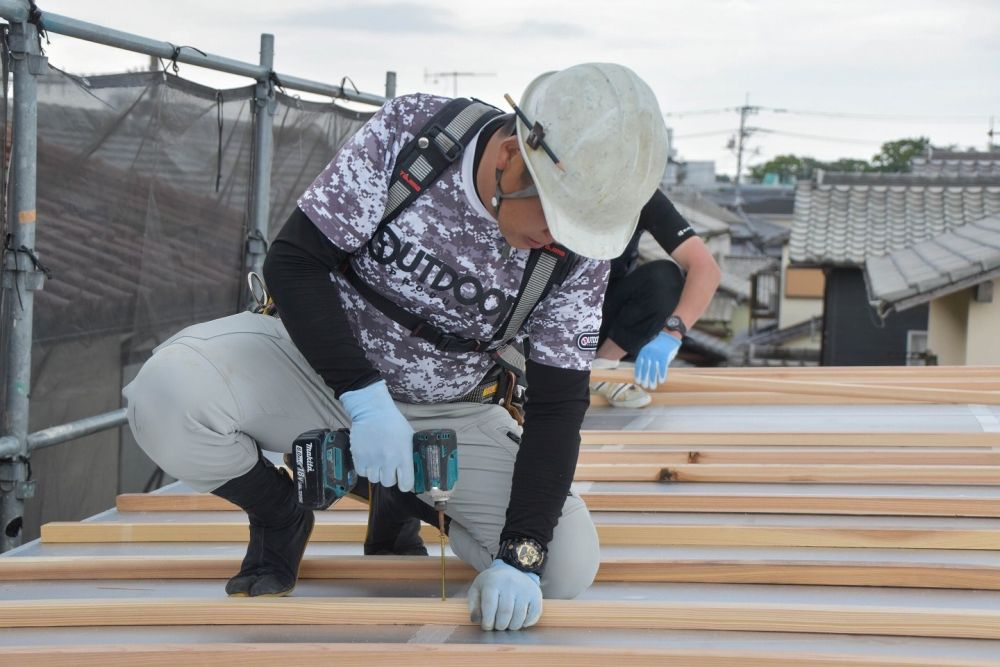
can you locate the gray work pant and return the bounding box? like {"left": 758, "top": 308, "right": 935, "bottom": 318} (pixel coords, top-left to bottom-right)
{"left": 122, "top": 311, "right": 599, "bottom": 598}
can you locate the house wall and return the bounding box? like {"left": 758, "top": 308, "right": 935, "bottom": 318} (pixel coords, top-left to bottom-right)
{"left": 928, "top": 291, "right": 970, "bottom": 365}
{"left": 731, "top": 302, "right": 751, "bottom": 337}
{"left": 822, "top": 268, "right": 928, "bottom": 366}
{"left": 966, "top": 278, "right": 1000, "bottom": 365}
{"left": 780, "top": 246, "right": 823, "bottom": 330}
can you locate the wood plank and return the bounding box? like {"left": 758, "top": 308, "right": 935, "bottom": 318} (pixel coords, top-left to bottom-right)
{"left": 651, "top": 464, "right": 1000, "bottom": 485}
{"left": 5, "top": 643, "right": 996, "bottom": 667}
{"left": 579, "top": 431, "right": 1000, "bottom": 447}
{"left": 590, "top": 369, "right": 1000, "bottom": 404}
{"left": 590, "top": 391, "right": 896, "bottom": 406}
{"left": 575, "top": 463, "right": 1000, "bottom": 484}
{"left": 3, "top": 597, "right": 1000, "bottom": 640}
{"left": 579, "top": 448, "right": 1000, "bottom": 466}
{"left": 6, "top": 554, "right": 1000, "bottom": 590}
{"left": 581, "top": 493, "right": 1000, "bottom": 518}
{"left": 116, "top": 494, "right": 368, "bottom": 513}
{"left": 116, "top": 491, "right": 1000, "bottom": 518}
{"left": 39, "top": 521, "right": 1000, "bottom": 550}
{"left": 670, "top": 366, "right": 1000, "bottom": 379}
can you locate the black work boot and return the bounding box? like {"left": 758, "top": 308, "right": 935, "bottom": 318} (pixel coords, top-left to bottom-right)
{"left": 357, "top": 480, "right": 447, "bottom": 556}
{"left": 211, "top": 458, "right": 315, "bottom": 597}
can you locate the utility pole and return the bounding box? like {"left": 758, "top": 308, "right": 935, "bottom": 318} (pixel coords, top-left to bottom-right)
{"left": 732, "top": 93, "right": 760, "bottom": 209}
{"left": 424, "top": 70, "right": 496, "bottom": 97}
{"left": 989, "top": 116, "right": 995, "bottom": 151}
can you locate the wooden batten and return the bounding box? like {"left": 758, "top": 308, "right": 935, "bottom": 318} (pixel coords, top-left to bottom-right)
{"left": 589, "top": 369, "right": 1000, "bottom": 405}
{"left": 39, "top": 521, "right": 1000, "bottom": 550}
{"left": 3, "top": 598, "right": 1000, "bottom": 640}
{"left": 116, "top": 491, "right": 1000, "bottom": 517}
{"left": 5, "top": 555, "right": 1000, "bottom": 591}
{"left": 5, "top": 643, "right": 996, "bottom": 667}
{"left": 579, "top": 431, "right": 1000, "bottom": 447}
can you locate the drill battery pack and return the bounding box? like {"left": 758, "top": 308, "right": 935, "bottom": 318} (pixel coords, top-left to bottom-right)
{"left": 412, "top": 428, "right": 459, "bottom": 503}
{"left": 291, "top": 428, "right": 356, "bottom": 510}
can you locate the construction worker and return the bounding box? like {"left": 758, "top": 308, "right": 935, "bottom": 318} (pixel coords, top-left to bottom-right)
{"left": 590, "top": 191, "right": 722, "bottom": 407}
{"left": 122, "top": 63, "right": 668, "bottom": 631}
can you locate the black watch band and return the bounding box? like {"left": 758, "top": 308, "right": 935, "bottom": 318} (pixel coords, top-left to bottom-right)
{"left": 665, "top": 315, "right": 687, "bottom": 336}
{"left": 497, "top": 537, "right": 547, "bottom": 575}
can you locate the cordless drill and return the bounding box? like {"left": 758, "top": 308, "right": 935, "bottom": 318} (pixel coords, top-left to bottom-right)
{"left": 290, "top": 427, "right": 459, "bottom": 599}
{"left": 290, "top": 428, "right": 356, "bottom": 510}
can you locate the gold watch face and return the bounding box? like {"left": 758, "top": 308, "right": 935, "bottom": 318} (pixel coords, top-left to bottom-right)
{"left": 515, "top": 542, "right": 542, "bottom": 568}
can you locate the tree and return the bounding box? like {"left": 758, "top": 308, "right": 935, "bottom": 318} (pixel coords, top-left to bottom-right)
{"left": 823, "top": 158, "right": 870, "bottom": 173}
{"left": 870, "top": 137, "right": 931, "bottom": 173}
{"left": 748, "top": 154, "right": 823, "bottom": 182}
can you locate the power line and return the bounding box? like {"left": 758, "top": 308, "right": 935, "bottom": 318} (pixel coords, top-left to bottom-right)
{"left": 754, "top": 127, "right": 881, "bottom": 146}
{"left": 764, "top": 107, "right": 989, "bottom": 123}
{"left": 663, "top": 107, "right": 737, "bottom": 118}
{"left": 672, "top": 129, "right": 735, "bottom": 139}
{"left": 665, "top": 104, "right": 990, "bottom": 124}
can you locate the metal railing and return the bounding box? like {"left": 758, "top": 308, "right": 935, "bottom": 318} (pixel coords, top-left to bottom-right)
{"left": 0, "top": 0, "right": 392, "bottom": 552}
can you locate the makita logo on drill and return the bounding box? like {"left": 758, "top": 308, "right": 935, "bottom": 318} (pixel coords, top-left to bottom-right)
{"left": 367, "top": 227, "right": 515, "bottom": 322}
{"left": 305, "top": 442, "right": 315, "bottom": 473}
{"left": 576, "top": 332, "right": 600, "bottom": 350}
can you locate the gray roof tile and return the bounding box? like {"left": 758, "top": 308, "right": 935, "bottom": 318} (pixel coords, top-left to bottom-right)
{"left": 865, "top": 213, "right": 1000, "bottom": 315}
{"left": 912, "top": 150, "right": 1000, "bottom": 178}
{"left": 790, "top": 173, "right": 1000, "bottom": 266}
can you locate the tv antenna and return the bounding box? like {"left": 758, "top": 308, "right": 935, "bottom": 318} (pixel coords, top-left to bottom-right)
{"left": 424, "top": 69, "right": 496, "bottom": 97}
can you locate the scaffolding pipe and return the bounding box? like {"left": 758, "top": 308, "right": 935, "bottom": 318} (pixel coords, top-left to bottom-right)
{"left": 243, "top": 33, "right": 275, "bottom": 299}
{"left": 0, "top": 3, "right": 391, "bottom": 552}
{"left": 0, "top": 15, "right": 42, "bottom": 552}
{"left": 0, "top": 409, "right": 128, "bottom": 458}
{"left": 0, "top": 2, "right": 387, "bottom": 106}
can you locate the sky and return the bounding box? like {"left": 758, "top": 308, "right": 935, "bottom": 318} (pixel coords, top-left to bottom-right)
{"left": 32, "top": 0, "right": 1000, "bottom": 177}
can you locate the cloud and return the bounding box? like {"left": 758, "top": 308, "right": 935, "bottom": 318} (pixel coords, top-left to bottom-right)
{"left": 506, "top": 20, "right": 591, "bottom": 39}
{"left": 274, "top": 3, "right": 454, "bottom": 33}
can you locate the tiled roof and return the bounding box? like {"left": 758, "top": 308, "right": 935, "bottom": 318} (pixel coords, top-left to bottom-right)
{"left": 865, "top": 213, "right": 1000, "bottom": 315}
{"left": 666, "top": 189, "right": 742, "bottom": 237}
{"left": 717, "top": 255, "right": 779, "bottom": 300}
{"left": 700, "top": 184, "right": 797, "bottom": 215}
{"left": 789, "top": 173, "right": 1000, "bottom": 267}
{"left": 911, "top": 150, "right": 1000, "bottom": 178}
{"left": 684, "top": 327, "right": 737, "bottom": 361}
{"left": 741, "top": 315, "right": 823, "bottom": 346}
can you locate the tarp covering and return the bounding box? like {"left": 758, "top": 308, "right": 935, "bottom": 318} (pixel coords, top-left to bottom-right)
{"left": 4, "top": 66, "right": 372, "bottom": 541}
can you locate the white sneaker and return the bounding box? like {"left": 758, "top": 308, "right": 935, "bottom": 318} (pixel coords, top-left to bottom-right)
{"left": 590, "top": 381, "right": 652, "bottom": 409}
{"left": 591, "top": 357, "right": 621, "bottom": 371}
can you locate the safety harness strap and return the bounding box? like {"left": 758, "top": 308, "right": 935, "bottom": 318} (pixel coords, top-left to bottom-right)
{"left": 378, "top": 97, "right": 504, "bottom": 232}
{"left": 345, "top": 97, "right": 578, "bottom": 357}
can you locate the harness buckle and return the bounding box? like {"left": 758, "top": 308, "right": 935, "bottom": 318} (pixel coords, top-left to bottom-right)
{"left": 429, "top": 124, "right": 463, "bottom": 162}
{"left": 411, "top": 321, "right": 484, "bottom": 353}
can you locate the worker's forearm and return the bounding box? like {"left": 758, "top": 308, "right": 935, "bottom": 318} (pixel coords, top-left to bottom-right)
{"left": 500, "top": 360, "right": 589, "bottom": 548}
{"left": 670, "top": 262, "right": 721, "bottom": 331}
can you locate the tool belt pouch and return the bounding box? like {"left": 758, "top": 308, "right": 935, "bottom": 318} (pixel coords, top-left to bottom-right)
{"left": 492, "top": 342, "right": 528, "bottom": 425}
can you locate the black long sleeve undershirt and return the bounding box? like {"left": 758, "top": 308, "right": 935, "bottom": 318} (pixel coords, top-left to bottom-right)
{"left": 262, "top": 208, "right": 381, "bottom": 397}
{"left": 500, "top": 359, "right": 591, "bottom": 548}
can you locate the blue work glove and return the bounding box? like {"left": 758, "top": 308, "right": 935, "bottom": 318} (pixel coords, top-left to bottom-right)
{"left": 339, "top": 380, "right": 415, "bottom": 492}
{"left": 634, "top": 331, "right": 681, "bottom": 389}
{"left": 468, "top": 560, "right": 543, "bottom": 631}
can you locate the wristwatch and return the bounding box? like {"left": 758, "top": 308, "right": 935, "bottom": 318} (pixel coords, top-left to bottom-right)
{"left": 665, "top": 315, "right": 687, "bottom": 336}
{"left": 497, "top": 537, "right": 547, "bottom": 575}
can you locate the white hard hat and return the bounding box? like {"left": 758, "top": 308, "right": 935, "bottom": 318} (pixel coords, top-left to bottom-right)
{"left": 515, "top": 63, "right": 668, "bottom": 260}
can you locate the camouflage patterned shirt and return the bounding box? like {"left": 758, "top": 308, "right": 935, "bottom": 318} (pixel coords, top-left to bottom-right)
{"left": 298, "top": 94, "right": 609, "bottom": 403}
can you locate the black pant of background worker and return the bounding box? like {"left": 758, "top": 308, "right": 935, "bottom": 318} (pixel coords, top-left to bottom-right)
{"left": 592, "top": 260, "right": 684, "bottom": 408}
